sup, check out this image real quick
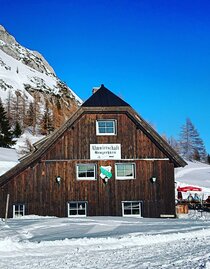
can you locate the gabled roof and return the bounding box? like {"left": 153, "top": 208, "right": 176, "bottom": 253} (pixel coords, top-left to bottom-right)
{"left": 82, "top": 84, "right": 130, "bottom": 107}
{"left": 0, "top": 85, "right": 187, "bottom": 186}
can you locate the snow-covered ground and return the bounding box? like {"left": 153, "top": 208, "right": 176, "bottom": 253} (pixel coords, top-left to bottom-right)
{"left": 175, "top": 161, "right": 210, "bottom": 199}
{"left": 1, "top": 158, "right": 210, "bottom": 268}
{"left": 0, "top": 147, "right": 19, "bottom": 176}
{"left": 12, "top": 130, "right": 45, "bottom": 158}
{"left": 0, "top": 131, "right": 45, "bottom": 176}
{"left": 1, "top": 214, "right": 210, "bottom": 269}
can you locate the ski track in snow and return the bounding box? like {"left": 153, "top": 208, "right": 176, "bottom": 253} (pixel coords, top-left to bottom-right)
{"left": 1, "top": 231, "right": 210, "bottom": 269}
{"left": 1, "top": 216, "right": 210, "bottom": 268}
{"left": 175, "top": 166, "right": 210, "bottom": 179}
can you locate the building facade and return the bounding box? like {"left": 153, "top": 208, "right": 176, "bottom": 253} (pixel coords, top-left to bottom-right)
{"left": 0, "top": 85, "right": 186, "bottom": 218}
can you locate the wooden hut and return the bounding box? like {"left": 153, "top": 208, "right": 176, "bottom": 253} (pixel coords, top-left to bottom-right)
{"left": 0, "top": 85, "right": 186, "bottom": 218}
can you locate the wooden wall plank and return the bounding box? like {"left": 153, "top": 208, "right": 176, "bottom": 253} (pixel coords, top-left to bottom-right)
{"left": 0, "top": 112, "right": 176, "bottom": 218}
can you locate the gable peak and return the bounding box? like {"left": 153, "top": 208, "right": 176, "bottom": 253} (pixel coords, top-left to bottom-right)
{"left": 82, "top": 84, "right": 130, "bottom": 107}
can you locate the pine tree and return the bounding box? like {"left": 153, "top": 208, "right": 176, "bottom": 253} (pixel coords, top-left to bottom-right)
{"left": 193, "top": 131, "right": 207, "bottom": 162}
{"left": 207, "top": 154, "right": 210, "bottom": 165}
{"left": 0, "top": 98, "right": 15, "bottom": 148}
{"left": 179, "top": 118, "right": 207, "bottom": 162}
{"left": 13, "top": 121, "right": 22, "bottom": 138}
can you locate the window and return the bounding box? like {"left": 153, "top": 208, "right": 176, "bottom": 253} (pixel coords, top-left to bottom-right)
{"left": 13, "top": 204, "right": 25, "bottom": 218}
{"left": 122, "top": 201, "right": 142, "bottom": 217}
{"left": 96, "top": 120, "right": 116, "bottom": 135}
{"left": 77, "top": 164, "right": 96, "bottom": 180}
{"left": 115, "top": 163, "right": 135, "bottom": 179}
{"left": 67, "top": 201, "right": 87, "bottom": 217}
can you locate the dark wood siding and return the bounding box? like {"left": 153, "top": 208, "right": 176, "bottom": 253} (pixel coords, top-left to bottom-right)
{"left": 0, "top": 112, "right": 176, "bottom": 218}
{"left": 44, "top": 113, "right": 167, "bottom": 160}
{"left": 0, "top": 159, "right": 175, "bottom": 218}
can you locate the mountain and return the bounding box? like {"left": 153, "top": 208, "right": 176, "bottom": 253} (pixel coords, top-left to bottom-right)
{"left": 0, "top": 25, "right": 82, "bottom": 131}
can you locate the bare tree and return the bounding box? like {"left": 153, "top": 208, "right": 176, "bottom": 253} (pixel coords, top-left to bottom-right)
{"left": 40, "top": 100, "right": 54, "bottom": 135}
{"left": 179, "top": 118, "right": 207, "bottom": 162}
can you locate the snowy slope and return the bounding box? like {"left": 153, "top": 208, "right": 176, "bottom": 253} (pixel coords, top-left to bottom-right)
{"left": 175, "top": 161, "right": 210, "bottom": 188}
{"left": 0, "top": 49, "right": 47, "bottom": 101}
{"left": 0, "top": 49, "right": 82, "bottom": 104}
{"left": 0, "top": 147, "right": 18, "bottom": 162}
{"left": 175, "top": 161, "right": 210, "bottom": 198}
{"left": 0, "top": 147, "right": 19, "bottom": 176}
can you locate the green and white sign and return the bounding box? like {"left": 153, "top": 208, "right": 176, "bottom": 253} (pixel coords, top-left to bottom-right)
{"left": 100, "top": 166, "right": 112, "bottom": 180}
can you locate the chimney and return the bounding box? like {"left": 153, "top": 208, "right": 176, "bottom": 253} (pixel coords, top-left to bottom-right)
{"left": 92, "top": 86, "right": 100, "bottom": 94}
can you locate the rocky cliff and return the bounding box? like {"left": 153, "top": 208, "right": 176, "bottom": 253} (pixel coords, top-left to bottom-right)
{"left": 0, "top": 25, "right": 82, "bottom": 130}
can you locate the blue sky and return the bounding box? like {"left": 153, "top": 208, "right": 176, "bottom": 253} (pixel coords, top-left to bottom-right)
{"left": 1, "top": 0, "right": 210, "bottom": 153}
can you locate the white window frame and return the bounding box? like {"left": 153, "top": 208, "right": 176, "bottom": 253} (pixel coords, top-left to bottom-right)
{"left": 67, "top": 201, "right": 87, "bottom": 217}
{"left": 76, "top": 164, "right": 97, "bottom": 180}
{"left": 115, "top": 163, "right": 136, "bottom": 180}
{"left": 122, "top": 201, "right": 142, "bottom": 217}
{"left": 13, "top": 204, "right": 25, "bottom": 218}
{"left": 96, "top": 120, "right": 117, "bottom": 136}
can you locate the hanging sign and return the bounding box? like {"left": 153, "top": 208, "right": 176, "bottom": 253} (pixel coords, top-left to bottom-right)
{"left": 90, "top": 144, "right": 121, "bottom": 160}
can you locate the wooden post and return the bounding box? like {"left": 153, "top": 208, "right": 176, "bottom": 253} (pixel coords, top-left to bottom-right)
{"left": 5, "top": 194, "right": 10, "bottom": 224}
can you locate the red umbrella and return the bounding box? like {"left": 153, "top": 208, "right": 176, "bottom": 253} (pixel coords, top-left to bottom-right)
{"left": 177, "top": 186, "right": 202, "bottom": 192}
